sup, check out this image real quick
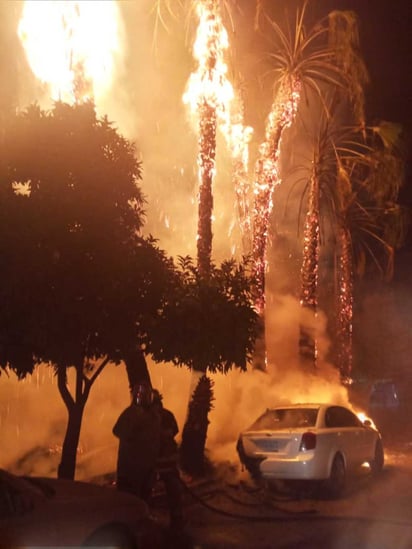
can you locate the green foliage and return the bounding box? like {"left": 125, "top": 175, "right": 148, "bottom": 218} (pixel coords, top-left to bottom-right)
{"left": 148, "top": 255, "right": 259, "bottom": 373}
{"left": 0, "top": 102, "right": 174, "bottom": 377}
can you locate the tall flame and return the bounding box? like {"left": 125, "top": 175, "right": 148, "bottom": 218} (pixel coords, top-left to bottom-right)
{"left": 183, "top": 1, "right": 233, "bottom": 122}
{"left": 183, "top": 0, "right": 253, "bottom": 265}
{"left": 18, "top": 0, "right": 121, "bottom": 104}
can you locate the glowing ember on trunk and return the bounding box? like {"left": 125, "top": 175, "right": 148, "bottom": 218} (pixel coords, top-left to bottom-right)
{"left": 252, "top": 76, "right": 301, "bottom": 313}
{"left": 336, "top": 225, "right": 353, "bottom": 378}
{"left": 299, "top": 171, "right": 320, "bottom": 365}
{"left": 18, "top": 0, "right": 121, "bottom": 104}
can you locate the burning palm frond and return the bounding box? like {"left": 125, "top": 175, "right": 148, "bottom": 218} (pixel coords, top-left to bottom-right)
{"left": 150, "top": 0, "right": 184, "bottom": 53}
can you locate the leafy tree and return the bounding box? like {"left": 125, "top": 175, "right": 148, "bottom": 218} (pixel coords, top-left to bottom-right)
{"left": 148, "top": 255, "right": 259, "bottom": 474}
{"left": 0, "top": 102, "right": 175, "bottom": 479}
{"left": 149, "top": 256, "right": 258, "bottom": 370}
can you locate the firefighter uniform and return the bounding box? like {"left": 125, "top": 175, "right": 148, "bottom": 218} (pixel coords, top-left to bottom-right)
{"left": 153, "top": 394, "right": 185, "bottom": 530}
{"left": 113, "top": 395, "right": 161, "bottom": 501}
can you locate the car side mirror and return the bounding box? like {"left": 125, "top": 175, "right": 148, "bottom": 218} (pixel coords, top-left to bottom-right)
{"left": 363, "top": 419, "right": 372, "bottom": 428}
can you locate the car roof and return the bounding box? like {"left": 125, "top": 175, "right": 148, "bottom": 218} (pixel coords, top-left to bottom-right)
{"left": 266, "top": 403, "right": 327, "bottom": 410}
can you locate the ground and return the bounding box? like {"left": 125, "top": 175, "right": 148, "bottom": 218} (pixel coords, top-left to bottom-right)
{"left": 149, "top": 434, "right": 412, "bottom": 549}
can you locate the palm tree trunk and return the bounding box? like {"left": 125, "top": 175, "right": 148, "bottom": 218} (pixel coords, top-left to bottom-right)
{"left": 336, "top": 224, "right": 353, "bottom": 379}
{"left": 252, "top": 76, "right": 301, "bottom": 368}
{"left": 180, "top": 375, "right": 214, "bottom": 476}
{"left": 182, "top": 1, "right": 219, "bottom": 471}
{"left": 197, "top": 99, "right": 216, "bottom": 278}
{"left": 299, "top": 172, "right": 320, "bottom": 368}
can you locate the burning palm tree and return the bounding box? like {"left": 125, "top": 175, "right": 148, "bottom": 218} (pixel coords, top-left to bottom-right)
{"left": 333, "top": 123, "right": 406, "bottom": 378}
{"left": 250, "top": 2, "right": 346, "bottom": 369}
{"left": 182, "top": 0, "right": 245, "bottom": 473}
{"left": 294, "top": 116, "right": 405, "bottom": 378}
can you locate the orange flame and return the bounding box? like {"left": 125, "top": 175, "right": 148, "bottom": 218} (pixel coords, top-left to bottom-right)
{"left": 183, "top": 2, "right": 252, "bottom": 163}
{"left": 183, "top": 1, "right": 253, "bottom": 254}
{"left": 18, "top": 1, "right": 122, "bottom": 104}
{"left": 183, "top": 2, "right": 232, "bottom": 119}
{"left": 356, "top": 411, "right": 377, "bottom": 430}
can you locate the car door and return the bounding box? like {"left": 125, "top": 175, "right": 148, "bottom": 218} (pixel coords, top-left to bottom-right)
{"left": 324, "top": 406, "right": 361, "bottom": 469}
{"left": 339, "top": 407, "right": 373, "bottom": 465}
{"left": 332, "top": 406, "right": 374, "bottom": 467}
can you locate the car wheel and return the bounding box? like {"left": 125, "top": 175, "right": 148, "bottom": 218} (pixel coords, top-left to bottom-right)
{"left": 82, "top": 523, "right": 137, "bottom": 549}
{"left": 369, "top": 439, "right": 384, "bottom": 474}
{"left": 324, "top": 454, "right": 346, "bottom": 499}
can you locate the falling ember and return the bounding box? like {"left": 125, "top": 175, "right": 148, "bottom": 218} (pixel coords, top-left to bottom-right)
{"left": 222, "top": 95, "right": 254, "bottom": 253}
{"left": 18, "top": 0, "right": 121, "bottom": 104}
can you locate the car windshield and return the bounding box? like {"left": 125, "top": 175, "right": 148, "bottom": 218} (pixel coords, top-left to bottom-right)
{"left": 249, "top": 408, "right": 319, "bottom": 430}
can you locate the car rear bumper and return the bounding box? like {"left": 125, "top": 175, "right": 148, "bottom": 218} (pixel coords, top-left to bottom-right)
{"left": 259, "top": 452, "right": 328, "bottom": 480}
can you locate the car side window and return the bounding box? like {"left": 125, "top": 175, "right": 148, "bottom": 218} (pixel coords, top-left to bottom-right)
{"left": 325, "top": 406, "right": 339, "bottom": 427}
{"left": 339, "top": 407, "right": 361, "bottom": 427}
{"left": 325, "top": 406, "right": 361, "bottom": 428}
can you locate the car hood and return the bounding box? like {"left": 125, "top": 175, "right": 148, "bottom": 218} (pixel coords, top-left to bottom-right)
{"left": 1, "top": 475, "right": 150, "bottom": 547}
{"left": 31, "top": 476, "right": 147, "bottom": 511}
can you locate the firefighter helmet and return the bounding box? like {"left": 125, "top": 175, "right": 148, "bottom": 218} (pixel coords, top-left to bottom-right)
{"left": 131, "top": 382, "right": 153, "bottom": 407}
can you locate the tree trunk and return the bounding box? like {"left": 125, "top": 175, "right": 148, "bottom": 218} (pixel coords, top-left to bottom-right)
{"left": 57, "top": 403, "right": 85, "bottom": 480}
{"left": 252, "top": 314, "right": 266, "bottom": 370}
{"left": 336, "top": 224, "right": 353, "bottom": 379}
{"left": 180, "top": 375, "right": 214, "bottom": 477}
{"left": 299, "top": 172, "right": 320, "bottom": 369}
{"left": 252, "top": 76, "right": 301, "bottom": 369}
{"left": 123, "top": 345, "right": 151, "bottom": 390}
{"left": 197, "top": 99, "right": 216, "bottom": 279}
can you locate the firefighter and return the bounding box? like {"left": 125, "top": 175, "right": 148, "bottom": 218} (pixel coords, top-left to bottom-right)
{"left": 152, "top": 389, "right": 185, "bottom": 531}
{"left": 112, "top": 382, "right": 161, "bottom": 502}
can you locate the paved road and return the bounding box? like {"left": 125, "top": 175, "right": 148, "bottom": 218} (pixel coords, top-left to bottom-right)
{"left": 153, "top": 440, "right": 412, "bottom": 549}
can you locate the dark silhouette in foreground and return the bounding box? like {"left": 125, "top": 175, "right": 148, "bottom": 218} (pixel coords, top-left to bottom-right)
{"left": 113, "top": 382, "right": 160, "bottom": 501}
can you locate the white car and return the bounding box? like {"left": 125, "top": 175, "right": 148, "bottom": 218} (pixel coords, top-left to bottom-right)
{"left": 237, "top": 403, "right": 384, "bottom": 498}
{"left": 0, "top": 469, "right": 163, "bottom": 548}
